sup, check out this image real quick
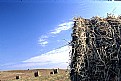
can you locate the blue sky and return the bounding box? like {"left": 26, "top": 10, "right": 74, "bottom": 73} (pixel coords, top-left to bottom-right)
{"left": 0, "top": 0, "right": 121, "bottom": 70}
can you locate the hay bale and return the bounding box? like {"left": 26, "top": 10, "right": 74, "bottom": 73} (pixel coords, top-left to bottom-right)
{"left": 50, "top": 69, "right": 59, "bottom": 74}
{"left": 34, "top": 71, "right": 40, "bottom": 77}
{"left": 16, "top": 75, "right": 20, "bottom": 79}
{"left": 53, "top": 69, "right": 58, "bottom": 74}
{"left": 50, "top": 72, "right": 54, "bottom": 74}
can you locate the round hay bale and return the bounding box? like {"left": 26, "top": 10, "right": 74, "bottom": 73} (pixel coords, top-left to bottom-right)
{"left": 53, "top": 69, "right": 58, "bottom": 74}
{"left": 34, "top": 71, "right": 40, "bottom": 77}
{"left": 16, "top": 75, "right": 20, "bottom": 79}
{"left": 50, "top": 71, "right": 54, "bottom": 74}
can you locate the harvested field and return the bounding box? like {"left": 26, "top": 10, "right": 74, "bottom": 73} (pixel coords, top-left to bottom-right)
{"left": 0, "top": 69, "right": 70, "bottom": 81}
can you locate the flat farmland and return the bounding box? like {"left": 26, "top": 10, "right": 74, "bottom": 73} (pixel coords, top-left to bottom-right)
{"left": 0, "top": 69, "right": 70, "bottom": 81}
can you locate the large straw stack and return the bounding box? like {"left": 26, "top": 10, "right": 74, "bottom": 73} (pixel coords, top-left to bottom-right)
{"left": 70, "top": 14, "right": 121, "bottom": 81}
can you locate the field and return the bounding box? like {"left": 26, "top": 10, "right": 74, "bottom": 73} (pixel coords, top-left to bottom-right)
{"left": 0, "top": 69, "right": 70, "bottom": 81}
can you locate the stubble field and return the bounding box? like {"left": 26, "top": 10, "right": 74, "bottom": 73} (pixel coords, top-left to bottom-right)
{"left": 0, "top": 69, "right": 70, "bottom": 81}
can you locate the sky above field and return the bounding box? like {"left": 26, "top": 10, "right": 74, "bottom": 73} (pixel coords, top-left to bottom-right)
{"left": 0, "top": 0, "right": 121, "bottom": 70}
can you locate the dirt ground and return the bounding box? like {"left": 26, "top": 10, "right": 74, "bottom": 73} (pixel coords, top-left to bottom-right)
{"left": 0, "top": 69, "right": 70, "bottom": 81}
